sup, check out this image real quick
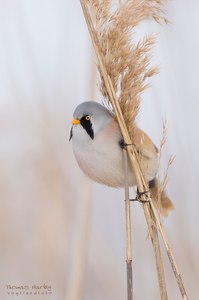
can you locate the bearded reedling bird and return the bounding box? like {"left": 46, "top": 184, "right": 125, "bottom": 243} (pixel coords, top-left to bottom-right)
{"left": 70, "top": 101, "right": 174, "bottom": 216}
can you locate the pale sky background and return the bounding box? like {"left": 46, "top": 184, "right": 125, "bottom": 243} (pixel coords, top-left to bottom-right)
{"left": 0, "top": 1, "right": 198, "bottom": 300}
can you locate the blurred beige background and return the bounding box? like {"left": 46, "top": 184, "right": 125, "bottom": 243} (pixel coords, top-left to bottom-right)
{"left": 0, "top": 1, "right": 198, "bottom": 299}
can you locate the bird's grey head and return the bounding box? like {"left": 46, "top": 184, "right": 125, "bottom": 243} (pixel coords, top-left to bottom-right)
{"left": 70, "top": 101, "right": 112, "bottom": 140}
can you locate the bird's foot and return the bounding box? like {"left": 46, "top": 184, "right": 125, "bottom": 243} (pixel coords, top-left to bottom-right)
{"left": 130, "top": 190, "right": 151, "bottom": 203}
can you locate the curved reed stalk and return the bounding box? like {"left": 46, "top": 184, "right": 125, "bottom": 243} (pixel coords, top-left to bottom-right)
{"left": 79, "top": 1, "right": 188, "bottom": 299}
{"left": 123, "top": 149, "right": 133, "bottom": 299}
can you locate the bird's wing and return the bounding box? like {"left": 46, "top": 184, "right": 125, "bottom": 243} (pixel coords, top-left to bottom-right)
{"left": 133, "top": 127, "right": 158, "bottom": 160}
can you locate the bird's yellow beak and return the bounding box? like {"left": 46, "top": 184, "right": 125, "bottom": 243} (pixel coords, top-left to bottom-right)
{"left": 71, "top": 118, "right": 80, "bottom": 125}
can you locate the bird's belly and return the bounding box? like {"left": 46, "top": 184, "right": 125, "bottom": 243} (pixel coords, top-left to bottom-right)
{"left": 72, "top": 126, "right": 158, "bottom": 188}
{"left": 72, "top": 141, "right": 136, "bottom": 187}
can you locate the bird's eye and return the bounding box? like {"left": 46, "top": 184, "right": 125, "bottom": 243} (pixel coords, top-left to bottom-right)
{"left": 85, "top": 115, "right": 91, "bottom": 121}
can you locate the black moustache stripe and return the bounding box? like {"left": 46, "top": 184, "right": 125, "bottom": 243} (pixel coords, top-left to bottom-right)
{"left": 80, "top": 118, "right": 94, "bottom": 140}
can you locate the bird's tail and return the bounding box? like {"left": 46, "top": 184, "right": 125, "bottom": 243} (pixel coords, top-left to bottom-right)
{"left": 149, "top": 178, "right": 174, "bottom": 217}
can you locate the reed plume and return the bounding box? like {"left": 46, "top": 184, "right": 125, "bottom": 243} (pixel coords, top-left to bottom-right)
{"left": 87, "top": 0, "right": 167, "bottom": 136}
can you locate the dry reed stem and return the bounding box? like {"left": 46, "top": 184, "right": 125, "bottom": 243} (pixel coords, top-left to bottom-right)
{"left": 147, "top": 207, "right": 168, "bottom": 299}
{"left": 79, "top": 0, "right": 188, "bottom": 299}
{"left": 150, "top": 201, "right": 189, "bottom": 300}
{"left": 123, "top": 149, "right": 133, "bottom": 300}
{"left": 140, "top": 201, "right": 168, "bottom": 299}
